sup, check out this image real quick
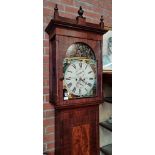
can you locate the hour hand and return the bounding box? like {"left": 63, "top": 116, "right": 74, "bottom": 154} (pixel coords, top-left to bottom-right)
{"left": 80, "top": 78, "right": 86, "bottom": 84}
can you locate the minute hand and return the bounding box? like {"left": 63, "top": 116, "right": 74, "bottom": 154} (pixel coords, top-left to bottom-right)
{"left": 80, "top": 79, "right": 87, "bottom": 85}
{"left": 80, "top": 79, "right": 92, "bottom": 87}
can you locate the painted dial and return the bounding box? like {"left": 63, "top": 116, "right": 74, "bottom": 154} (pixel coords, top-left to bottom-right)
{"left": 64, "top": 60, "right": 95, "bottom": 96}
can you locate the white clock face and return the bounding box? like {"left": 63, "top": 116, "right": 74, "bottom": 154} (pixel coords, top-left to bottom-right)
{"left": 64, "top": 61, "right": 95, "bottom": 96}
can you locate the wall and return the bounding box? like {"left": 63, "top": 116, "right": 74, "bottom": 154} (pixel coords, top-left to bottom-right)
{"left": 43, "top": 0, "right": 112, "bottom": 154}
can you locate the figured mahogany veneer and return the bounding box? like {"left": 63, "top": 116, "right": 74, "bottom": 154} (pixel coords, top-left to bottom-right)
{"left": 45, "top": 4, "right": 110, "bottom": 155}
{"left": 55, "top": 105, "right": 99, "bottom": 155}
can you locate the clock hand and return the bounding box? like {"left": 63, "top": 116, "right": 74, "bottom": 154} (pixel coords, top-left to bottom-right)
{"left": 79, "top": 78, "right": 87, "bottom": 85}
{"left": 80, "top": 78, "right": 92, "bottom": 87}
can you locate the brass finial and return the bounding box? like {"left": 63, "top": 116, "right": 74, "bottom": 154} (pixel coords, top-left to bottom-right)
{"left": 100, "top": 15, "right": 104, "bottom": 28}
{"left": 54, "top": 4, "right": 59, "bottom": 19}
{"left": 78, "top": 6, "right": 84, "bottom": 17}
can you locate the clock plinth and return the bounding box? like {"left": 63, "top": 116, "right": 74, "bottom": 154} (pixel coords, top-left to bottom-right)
{"left": 45, "top": 4, "right": 109, "bottom": 155}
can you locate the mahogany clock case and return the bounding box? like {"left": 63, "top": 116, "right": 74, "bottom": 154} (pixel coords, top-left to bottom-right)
{"left": 45, "top": 5, "right": 110, "bottom": 155}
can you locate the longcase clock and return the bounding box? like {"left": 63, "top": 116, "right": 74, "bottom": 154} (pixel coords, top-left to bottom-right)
{"left": 45, "top": 4, "right": 108, "bottom": 155}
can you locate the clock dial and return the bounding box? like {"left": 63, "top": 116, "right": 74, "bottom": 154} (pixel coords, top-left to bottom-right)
{"left": 63, "top": 42, "right": 97, "bottom": 100}
{"left": 64, "top": 61, "right": 95, "bottom": 96}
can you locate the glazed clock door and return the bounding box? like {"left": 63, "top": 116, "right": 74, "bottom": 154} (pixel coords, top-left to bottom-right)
{"left": 63, "top": 42, "right": 97, "bottom": 101}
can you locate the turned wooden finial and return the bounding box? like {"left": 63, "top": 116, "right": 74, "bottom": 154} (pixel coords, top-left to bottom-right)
{"left": 100, "top": 15, "right": 104, "bottom": 29}
{"left": 54, "top": 4, "right": 59, "bottom": 19}
{"left": 76, "top": 6, "right": 86, "bottom": 24}
{"left": 78, "top": 6, "right": 84, "bottom": 17}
